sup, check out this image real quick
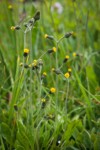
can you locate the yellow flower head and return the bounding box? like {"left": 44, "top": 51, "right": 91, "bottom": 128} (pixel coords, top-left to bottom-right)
{"left": 43, "top": 72, "right": 47, "bottom": 76}
{"left": 41, "top": 98, "right": 46, "bottom": 103}
{"left": 64, "top": 72, "right": 70, "bottom": 78}
{"left": 68, "top": 68, "right": 72, "bottom": 72}
{"left": 65, "top": 55, "right": 69, "bottom": 59}
{"left": 52, "top": 47, "right": 56, "bottom": 52}
{"left": 73, "top": 52, "right": 77, "bottom": 57}
{"left": 8, "top": 5, "right": 13, "bottom": 10}
{"left": 50, "top": 87, "right": 56, "bottom": 93}
{"left": 52, "top": 68, "right": 55, "bottom": 72}
{"left": 23, "top": 48, "right": 29, "bottom": 57}
{"left": 44, "top": 34, "right": 48, "bottom": 38}
{"left": 11, "top": 26, "right": 15, "bottom": 31}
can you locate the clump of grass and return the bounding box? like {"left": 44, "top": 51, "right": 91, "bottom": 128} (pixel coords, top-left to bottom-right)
{"left": 0, "top": 1, "right": 100, "bottom": 150}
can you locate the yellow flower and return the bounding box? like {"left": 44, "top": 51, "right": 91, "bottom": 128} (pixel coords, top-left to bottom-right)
{"left": 63, "top": 55, "right": 69, "bottom": 63}
{"left": 64, "top": 72, "right": 70, "bottom": 78}
{"left": 8, "top": 5, "right": 13, "bottom": 10}
{"left": 50, "top": 87, "right": 56, "bottom": 93}
{"left": 43, "top": 72, "right": 47, "bottom": 76}
{"left": 52, "top": 47, "right": 56, "bottom": 52}
{"left": 44, "top": 34, "right": 48, "bottom": 38}
{"left": 73, "top": 52, "right": 77, "bottom": 57}
{"left": 11, "top": 26, "right": 15, "bottom": 31}
{"left": 65, "top": 55, "right": 69, "bottom": 59}
{"left": 68, "top": 68, "right": 72, "bottom": 72}
{"left": 41, "top": 98, "right": 46, "bottom": 102}
{"left": 23, "top": 48, "right": 29, "bottom": 57}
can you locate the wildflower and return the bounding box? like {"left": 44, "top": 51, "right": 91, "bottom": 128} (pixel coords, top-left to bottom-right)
{"left": 68, "top": 68, "right": 72, "bottom": 72}
{"left": 73, "top": 52, "right": 77, "bottom": 57}
{"left": 48, "top": 47, "right": 56, "bottom": 54}
{"left": 52, "top": 68, "right": 61, "bottom": 75}
{"left": 41, "top": 72, "right": 47, "bottom": 79}
{"left": 41, "top": 98, "right": 47, "bottom": 108}
{"left": 68, "top": 68, "right": 72, "bottom": 76}
{"left": 38, "top": 59, "right": 43, "bottom": 66}
{"left": 11, "top": 25, "right": 21, "bottom": 31}
{"left": 44, "top": 34, "right": 54, "bottom": 40}
{"left": 14, "top": 25, "right": 21, "bottom": 30}
{"left": 64, "top": 31, "right": 73, "bottom": 38}
{"left": 20, "top": 63, "right": 29, "bottom": 68}
{"left": 11, "top": 26, "right": 15, "bottom": 31}
{"left": 63, "top": 55, "right": 69, "bottom": 63}
{"left": 52, "top": 47, "right": 56, "bottom": 52}
{"left": 23, "top": 48, "right": 29, "bottom": 57}
{"left": 31, "top": 60, "right": 39, "bottom": 70}
{"left": 50, "top": 87, "right": 56, "bottom": 94}
{"left": 44, "top": 34, "right": 48, "bottom": 38}
{"left": 8, "top": 5, "right": 13, "bottom": 10}
{"left": 64, "top": 72, "right": 70, "bottom": 78}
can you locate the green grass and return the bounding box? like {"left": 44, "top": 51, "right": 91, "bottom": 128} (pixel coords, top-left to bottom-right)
{"left": 0, "top": 0, "right": 100, "bottom": 150}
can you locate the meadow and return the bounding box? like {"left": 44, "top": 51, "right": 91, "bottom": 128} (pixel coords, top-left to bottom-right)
{"left": 0, "top": 0, "right": 100, "bottom": 149}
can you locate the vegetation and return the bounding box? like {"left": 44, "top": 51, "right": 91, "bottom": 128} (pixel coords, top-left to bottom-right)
{"left": 0, "top": 0, "right": 100, "bottom": 149}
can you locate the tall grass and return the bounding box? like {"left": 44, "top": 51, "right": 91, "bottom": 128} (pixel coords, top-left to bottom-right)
{"left": 0, "top": 0, "right": 100, "bottom": 150}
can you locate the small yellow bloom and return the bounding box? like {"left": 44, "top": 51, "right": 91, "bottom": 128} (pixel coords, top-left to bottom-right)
{"left": 73, "top": 52, "right": 77, "bottom": 57}
{"left": 41, "top": 98, "right": 46, "bottom": 102}
{"left": 50, "top": 87, "right": 56, "bottom": 93}
{"left": 52, "top": 47, "right": 56, "bottom": 52}
{"left": 68, "top": 68, "right": 72, "bottom": 72}
{"left": 43, "top": 72, "right": 47, "bottom": 76}
{"left": 23, "top": 48, "right": 29, "bottom": 57}
{"left": 64, "top": 72, "right": 70, "bottom": 78}
{"left": 65, "top": 55, "right": 69, "bottom": 59}
{"left": 44, "top": 34, "right": 48, "bottom": 38}
{"left": 11, "top": 26, "right": 15, "bottom": 31}
{"left": 8, "top": 5, "right": 13, "bottom": 10}
{"left": 52, "top": 68, "right": 55, "bottom": 72}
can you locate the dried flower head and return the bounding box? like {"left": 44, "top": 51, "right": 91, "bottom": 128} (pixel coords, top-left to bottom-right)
{"left": 52, "top": 68, "right": 61, "bottom": 75}
{"left": 34, "top": 11, "right": 40, "bottom": 22}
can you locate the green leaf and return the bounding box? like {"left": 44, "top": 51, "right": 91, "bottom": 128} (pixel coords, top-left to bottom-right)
{"left": 94, "top": 134, "right": 100, "bottom": 150}
{"left": 0, "top": 123, "right": 12, "bottom": 144}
